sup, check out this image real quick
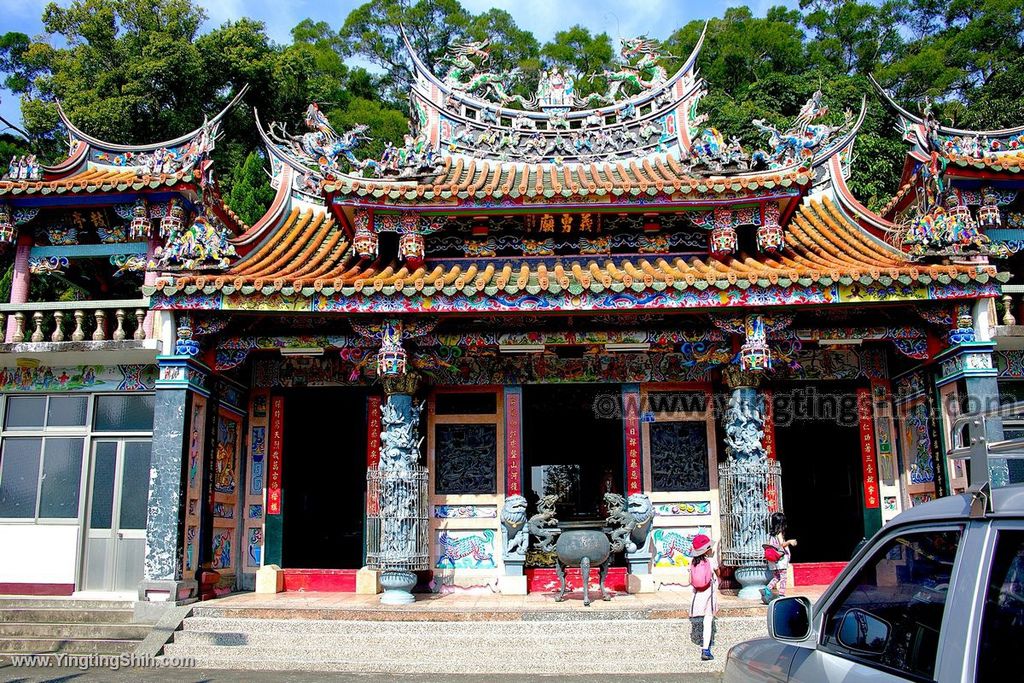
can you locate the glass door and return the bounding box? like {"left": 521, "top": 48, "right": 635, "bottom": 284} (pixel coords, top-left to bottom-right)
{"left": 82, "top": 439, "right": 152, "bottom": 593}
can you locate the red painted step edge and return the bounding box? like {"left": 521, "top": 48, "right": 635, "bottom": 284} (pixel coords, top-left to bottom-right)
{"left": 525, "top": 567, "right": 628, "bottom": 593}
{"left": 792, "top": 562, "right": 847, "bottom": 586}
{"left": 0, "top": 582, "right": 74, "bottom": 596}
{"left": 282, "top": 569, "right": 358, "bottom": 592}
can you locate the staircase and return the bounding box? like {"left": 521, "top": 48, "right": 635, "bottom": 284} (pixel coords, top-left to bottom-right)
{"left": 0, "top": 598, "right": 149, "bottom": 661}
{"left": 162, "top": 605, "right": 767, "bottom": 674}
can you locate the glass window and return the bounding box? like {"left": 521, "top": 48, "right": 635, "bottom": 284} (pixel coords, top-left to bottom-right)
{"left": 0, "top": 438, "right": 42, "bottom": 517}
{"left": 38, "top": 438, "right": 84, "bottom": 518}
{"left": 118, "top": 442, "right": 151, "bottom": 530}
{"left": 46, "top": 396, "right": 88, "bottom": 427}
{"left": 89, "top": 442, "right": 118, "bottom": 530}
{"left": 977, "top": 530, "right": 1024, "bottom": 682}
{"left": 93, "top": 395, "right": 155, "bottom": 432}
{"left": 821, "top": 528, "right": 961, "bottom": 680}
{"left": 4, "top": 396, "right": 46, "bottom": 429}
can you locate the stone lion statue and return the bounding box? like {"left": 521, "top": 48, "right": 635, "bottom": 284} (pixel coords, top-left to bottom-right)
{"left": 500, "top": 494, "right": 529, "bottom": 556}
{"left": 626, "top": 493, "right": 655, "bottom": 553}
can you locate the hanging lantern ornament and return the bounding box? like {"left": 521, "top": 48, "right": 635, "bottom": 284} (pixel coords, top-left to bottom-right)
{"left": 756, "top": 202, "right": 784, "bottom": 253}
{"left": 739, "top": 314, "right": 771, "bottom": 372}
{"left": 160, "top": 198, "right": 186, "bottom": 238}
{"left": 0, "top": 202, "right": 14, "bottom": 245}
{"left": 354, "top": 228, "right": 379, "bottom": 258}
{"left": 376, "top": 320, "right": 407, "bottom": 377}
{"left": 353, "top": 208, "right": 378, "bottom": 258}
{"left": 399, "top": 233, "right": 425, "bottom": 266}
{"left": 977, "top": 188, "right": 1002, "bottom": 229}
{"left": 710, "top": 207, "right": 737, "bottom": 257}
{"left": 129, "top": 199, "right": 151, "bottom": 239}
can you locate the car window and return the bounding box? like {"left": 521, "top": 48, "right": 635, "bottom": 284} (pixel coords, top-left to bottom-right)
{"left": 977, "top": 530, "right": 1024, "bottom": 682}
{"left": 821, "top": 528, "right": 962, "bottom": 681}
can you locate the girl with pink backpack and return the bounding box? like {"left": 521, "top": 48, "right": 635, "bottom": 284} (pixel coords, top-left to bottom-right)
{"left": 688, "top": 533, "right": 720, "bottom": 661}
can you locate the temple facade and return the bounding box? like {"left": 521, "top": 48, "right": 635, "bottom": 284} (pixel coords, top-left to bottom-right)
{"left": 0, "top": 27, "right": 1019, "bottom": 606}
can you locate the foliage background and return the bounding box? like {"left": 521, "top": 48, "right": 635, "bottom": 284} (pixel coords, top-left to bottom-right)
{"left": 0, "top": 0, "right": 1020, "bottom": 270}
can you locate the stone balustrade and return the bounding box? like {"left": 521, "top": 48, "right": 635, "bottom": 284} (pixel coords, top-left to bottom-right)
{"left": 1, "top": 299, "right": 151, "bottom": 344}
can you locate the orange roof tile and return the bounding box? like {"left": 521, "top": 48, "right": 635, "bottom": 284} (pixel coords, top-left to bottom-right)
{"left": 0, "top": 167, "right": 196, "bottom": 196}
{"left": 154, "top": 198, "right": 1000, "bottom": 303}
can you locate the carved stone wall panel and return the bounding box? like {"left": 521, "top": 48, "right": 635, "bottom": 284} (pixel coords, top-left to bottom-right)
{"left": 649, "top": 421, "right": 709, "bottom": 492}
{"left": 434, "top": 423, "right": 498, "bottom": 495}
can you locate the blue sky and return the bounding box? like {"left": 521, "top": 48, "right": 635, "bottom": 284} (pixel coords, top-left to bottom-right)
{"left": 0, "top": 0, "right": 801, "bottom": 136}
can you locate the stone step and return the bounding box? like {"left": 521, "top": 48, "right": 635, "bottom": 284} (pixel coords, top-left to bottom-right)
{"left": 0, "top": 608, "right": 136, "bottom": 624}
{"left": 0, "top": 637, "right": 138, "bottom": 655}
{"left": 186, "top": 610, "right": 770, "bottom": 626}
{"left": 159, "top": 645, "right": 732, "bottom": 675}
{"left": 0, "top": 598, "right": 135, "bottom": 610}
{"left": 0, "top": 621, "right": 150, "bottom": 640}
{"left": 164, "top": 616, "right": 763, "bottom": 674}
{"left": 179, "top": 615, "right": 760, "bottom": 638}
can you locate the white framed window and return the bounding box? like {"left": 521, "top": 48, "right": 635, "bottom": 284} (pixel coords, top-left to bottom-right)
{"left": 0, "top": 393, "right": 155, "bottom": 524}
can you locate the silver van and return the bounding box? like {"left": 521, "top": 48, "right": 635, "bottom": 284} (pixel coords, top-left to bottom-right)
{"left": 723, "top": 483, "right": 1023, "bottom": 682}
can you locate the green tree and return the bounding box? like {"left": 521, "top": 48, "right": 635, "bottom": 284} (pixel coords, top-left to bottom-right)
{"left": 801, "top": 0, "right": 907, "bottom": 74}
{"left": 223, "top": 151, "right": 275, "bottom": 226}
{"left": 540, "top": 25, "right": 614, "bottom": 98}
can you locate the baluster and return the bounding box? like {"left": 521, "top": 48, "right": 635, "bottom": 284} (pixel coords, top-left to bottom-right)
{"left": 113, "top": 309, "right": 126, "bottom": 341}
{"left": 72, "top": 310, "right": 86, "bottom": 341}
{"left": 133, "top": 309, "right": 146, "bottom": 340}
{"left": 51, "top": 310, "right": 65, "bottom": 342}
{"left": 92, "top": 309, "right": 107, "bottom": 341}
{"left": 30, "top": 312, "right": 44, "bottom": 342}
{"left": 1002, "top": 294, "right": 1017, "bottom": 326}
{"left": 13, "top": 312, "right": 26, "bottom": 343}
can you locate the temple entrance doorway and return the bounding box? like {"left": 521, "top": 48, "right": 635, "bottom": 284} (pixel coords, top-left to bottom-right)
{"left": 773, "top": 383, "right": 865, "bottom": 565}
{"left": 281, "top": 387, "right": 369, "bottom": 570}
{"left": 522, "top": 384, "right": 624, "bottom": 522}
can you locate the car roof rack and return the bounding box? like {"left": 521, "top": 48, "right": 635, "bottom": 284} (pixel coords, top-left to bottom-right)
{"left": 947, "top": 401, "right": 1024, "bottom": 515}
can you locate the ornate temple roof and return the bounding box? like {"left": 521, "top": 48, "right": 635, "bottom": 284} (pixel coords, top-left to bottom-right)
{"left": 869, "top": 75, "right": 1024, "bottom": 173}
{"left": 3, "top": 88, "right": 247, "bottom": 193}
{"left": 143, "top": 37, "right": 1008, "bottom": 311}
{"left": 148, "top": 190, "right": 1003, "bottom": 315}
{"left": 254, "top": 28, "right": 865, "bottom": 208}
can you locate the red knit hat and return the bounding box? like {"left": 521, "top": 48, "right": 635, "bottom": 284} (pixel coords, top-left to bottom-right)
{"left": 690, "top": 533, "right": 713, "bottom": 557}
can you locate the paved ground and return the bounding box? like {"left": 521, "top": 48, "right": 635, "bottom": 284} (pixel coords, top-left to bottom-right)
{"left": 0, "top": 668, "right": 722, "bottom": 682}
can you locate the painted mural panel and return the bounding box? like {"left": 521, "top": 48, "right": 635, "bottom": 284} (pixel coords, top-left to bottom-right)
{"left": 652, "top": 526, "right": 711, "bottom": 568}
{"left": 0, "top": 364, "right": 156, "bottom": 392}
{"left": 435, "top": 529, "right": 497, "bottom": 569}
{"left": 182, "top": 394, "right": 207, "bottom": 580}
{"left": 655, "top": 501, "right": 711, "bottom": 516}
{"left": 903, "top": 401, "right": 935, "bottom": 485}
{"left": 210, "top": 409, "right": 242, "bottom": 575}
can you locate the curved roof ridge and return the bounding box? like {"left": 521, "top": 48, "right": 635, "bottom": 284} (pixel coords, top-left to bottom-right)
{"left": 56, "top": 85, "right": 249, "bottom": 154}
{"left": 868, "top": 75, "right": 1024, "bottom": 137}
{"left": 400, "top": 23, "right": 707, "bottom": 119}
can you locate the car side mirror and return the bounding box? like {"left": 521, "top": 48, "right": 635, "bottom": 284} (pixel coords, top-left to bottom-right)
{"left": 768, "top": 596, "right": 812, "bottom": 641}
{"left": 836, "top": 608, "right": 890, "bottom": 655}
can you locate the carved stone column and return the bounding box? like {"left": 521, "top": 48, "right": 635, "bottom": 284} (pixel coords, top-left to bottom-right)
{"left": 719, "top": 365, "right": 774, "bottom": 601}
{"left": 372, "top": 371, "right": 427, "bottom": 604}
